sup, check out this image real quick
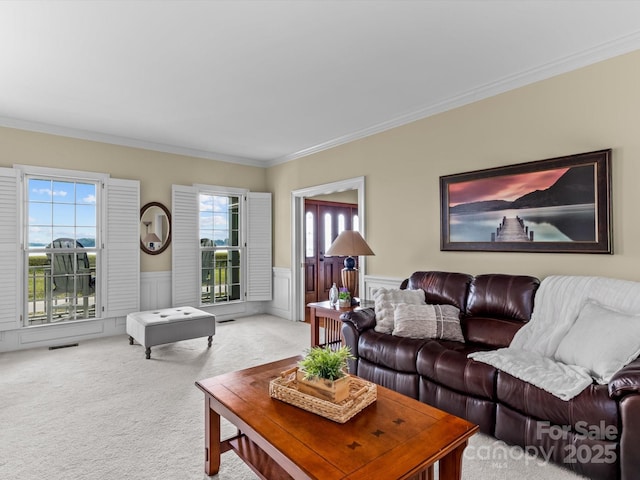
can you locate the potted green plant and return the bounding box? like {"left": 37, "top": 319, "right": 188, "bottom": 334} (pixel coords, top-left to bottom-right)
{"left": 296, "top": 346, "right": 354, "bottom": 402}
{"left": 338, "top": 287, "right": 351, "bottom": 307}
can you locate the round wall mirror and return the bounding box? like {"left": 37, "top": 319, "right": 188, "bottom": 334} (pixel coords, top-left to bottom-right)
{"left": 140, "top": 202, "right": 172, "bottom": 255}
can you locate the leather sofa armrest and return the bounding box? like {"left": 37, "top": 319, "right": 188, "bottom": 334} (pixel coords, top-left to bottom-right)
{"left": 340, "top": 308, "right": 376, "bottom": 332}
{"left": 340, "top": 308, "right": 375, "bottom": 375}
{"left": 609, "top": 358, "right": 640, "bottom": 399}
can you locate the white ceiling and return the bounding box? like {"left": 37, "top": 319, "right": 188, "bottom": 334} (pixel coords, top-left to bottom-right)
{"left": 2, "top": 1, "right": 640, "bottom": 167}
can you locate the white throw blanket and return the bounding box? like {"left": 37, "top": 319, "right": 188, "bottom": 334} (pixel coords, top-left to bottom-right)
{"left": 469, "top": 275, "right": 640, "bottom": 401}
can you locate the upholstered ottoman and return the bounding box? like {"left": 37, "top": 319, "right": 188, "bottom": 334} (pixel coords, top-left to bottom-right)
{"left": 126, "top": 306, "right": 216, "bottom": 359}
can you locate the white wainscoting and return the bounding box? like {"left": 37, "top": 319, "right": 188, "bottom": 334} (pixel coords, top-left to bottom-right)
{"left": 141, "top": 270, "right": 267, "bottom": 322}
{"left": 140, "top": 271, "right": 172, "bottom": 311}
{"left": 0, "top": 269, "right": 399, "bottom": 352}
{"left": 264, "top": 269, "right": 404, "bottom": 322}
{"left": 361, "top": 275, "right": 404, "bottom": 300}
{"left": 268, "top": 267, "right": 292, "bottom": 320}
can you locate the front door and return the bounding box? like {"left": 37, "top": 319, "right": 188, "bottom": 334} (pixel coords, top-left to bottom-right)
{"left": 304, "top": 200, "right": 358, "bottom": 321}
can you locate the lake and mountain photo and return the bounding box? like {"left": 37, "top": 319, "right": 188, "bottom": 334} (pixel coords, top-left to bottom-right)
{"left": 448, "top": 165, "right": 597, "bottom": 243}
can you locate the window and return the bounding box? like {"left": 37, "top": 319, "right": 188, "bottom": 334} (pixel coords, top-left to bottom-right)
{"left": 25, "top": 176, "right": 99, "bottom": 325}
{"left": 199, "top": 192, "right": 242, "bottom": 304}
{"left": 0, "top": 165, "right": 140, "bottom": 332}
{"left": 172, "top": 185, "right": 271, "bottom": 307}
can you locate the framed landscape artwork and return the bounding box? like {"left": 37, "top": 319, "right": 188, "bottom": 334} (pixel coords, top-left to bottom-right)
{"left": 440, "top": 149, "right": 612, "bottom": 253}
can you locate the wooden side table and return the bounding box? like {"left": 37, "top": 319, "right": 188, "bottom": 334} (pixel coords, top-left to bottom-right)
{"left": 307, "top": 300, "right": 373, "bottom": 349}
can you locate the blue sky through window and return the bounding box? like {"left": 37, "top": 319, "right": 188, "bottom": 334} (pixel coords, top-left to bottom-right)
{"left": 28, "top": 178, "right": 97, "bottom": 248}
{"left": 199, "top": 193, "right": 239, "bottom": 247}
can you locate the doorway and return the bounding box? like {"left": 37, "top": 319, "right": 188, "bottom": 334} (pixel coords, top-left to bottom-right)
{"left": 304, "top": 200, "right": 359, "bottom": 321}
{"left": 291, "top": 176, "right": 365, "bottom": 322}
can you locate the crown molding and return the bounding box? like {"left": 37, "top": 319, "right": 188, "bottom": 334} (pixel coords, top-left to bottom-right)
{"left": 0, "top": 116, "right": 264, "bottom": 167}
{"left": 266, "top": 31, "right": 640, "bottom": 167}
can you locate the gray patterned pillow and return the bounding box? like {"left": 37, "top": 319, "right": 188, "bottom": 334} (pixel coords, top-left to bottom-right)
{"left": 372, "top": 288, "right": 426, "bottom": 334}
{"left": 392, "top": 303, "right": 465, "bottom": 342}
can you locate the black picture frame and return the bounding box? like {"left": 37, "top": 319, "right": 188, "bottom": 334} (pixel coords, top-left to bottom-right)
{"left": 440, "top": 149, "right": 612, "bottom": 253}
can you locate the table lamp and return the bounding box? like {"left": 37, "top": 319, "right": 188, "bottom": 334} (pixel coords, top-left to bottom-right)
{"left": 325, "top": 230, "right": 375, "bottom": 304}
{"left": 143, "top": 221, "right": 162, "bottom": 250}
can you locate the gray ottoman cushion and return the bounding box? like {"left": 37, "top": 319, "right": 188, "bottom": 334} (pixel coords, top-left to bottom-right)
{"left": 126, "top": 306, "right": 216, "bottom": 358}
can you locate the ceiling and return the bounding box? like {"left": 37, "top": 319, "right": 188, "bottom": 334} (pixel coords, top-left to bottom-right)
{"left": 2, "top": 1, "right": 640, "bottom": 167}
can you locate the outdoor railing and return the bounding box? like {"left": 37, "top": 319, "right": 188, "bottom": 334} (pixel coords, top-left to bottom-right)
{"left": 27, "top": 264, "right": 96, "bottom": 325}
{"left": 201, "top": 256, "right": 242, "bottom": 303}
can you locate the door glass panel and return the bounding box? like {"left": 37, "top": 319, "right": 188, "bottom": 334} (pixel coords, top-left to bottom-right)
{"left": 305, "top": 212, "right": 314, "bottom": 257}
{"left": 324, "top": 213, "right": 332, "bottom": 252}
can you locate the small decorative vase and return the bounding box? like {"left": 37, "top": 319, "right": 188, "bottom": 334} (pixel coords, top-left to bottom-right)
{"left": 329, "top": 283, "right": 339, "bottom": 306}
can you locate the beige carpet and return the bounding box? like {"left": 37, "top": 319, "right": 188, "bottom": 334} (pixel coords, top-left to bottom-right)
{"left": 0, "top": 314, "right": 586, "bottom": 479}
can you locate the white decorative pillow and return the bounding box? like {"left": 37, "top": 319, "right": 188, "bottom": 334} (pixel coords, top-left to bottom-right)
{"left": 372, "top": 288, "right": 426, "bottom": 334}
{"left": 392, "top": 303, "right": 464, "bottom": 342}
{"left": 555, "top": 301, "right": 640, "bottom": 384}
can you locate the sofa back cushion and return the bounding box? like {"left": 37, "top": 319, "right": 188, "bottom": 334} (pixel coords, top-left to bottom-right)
{"left": 402, "top": 271, "right": 473, "bottom": 311}
{"left": 464, "top": 274, "right": 540, "bottom": 347}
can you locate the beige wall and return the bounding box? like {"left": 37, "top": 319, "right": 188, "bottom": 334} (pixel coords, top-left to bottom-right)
{"left": 0, "top": 127, "right": 267, "bottom": 272}
{"left": 267, "top": 49, "right": 640, "bottom": 282}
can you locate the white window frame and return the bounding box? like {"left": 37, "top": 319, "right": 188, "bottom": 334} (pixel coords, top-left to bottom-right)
{"left": 198, "top": 186, "right": 246, "bottom": 306}
{"left": 23, "top": 172, "right": 102, "bottom": 325}
{"left": 172, "top": 184, "right": 271, "bottom": 308}
{"left": 18, "top": 166, "right": 106, "bottom": 326}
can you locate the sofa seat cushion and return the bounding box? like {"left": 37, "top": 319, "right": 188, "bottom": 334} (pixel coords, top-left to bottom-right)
{"left": 497, "top": 370, "right": 619, "bottom": 438}
{"left": 357, "top": 359, "right": 419, "bottom": 399}
{"left": 416, "top": 340, "right": 497, "bottom": 400}
{"left": 358, "top": 330, "right": 429, "bottom": 373}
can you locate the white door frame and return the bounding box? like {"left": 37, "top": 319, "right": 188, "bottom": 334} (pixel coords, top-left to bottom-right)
{"left": 291, "top": 176, "right": 365, "bottom": 321}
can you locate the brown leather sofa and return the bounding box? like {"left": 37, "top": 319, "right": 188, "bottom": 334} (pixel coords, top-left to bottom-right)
{"left": 341, "top": 271, "right": 640, "bottom": 480}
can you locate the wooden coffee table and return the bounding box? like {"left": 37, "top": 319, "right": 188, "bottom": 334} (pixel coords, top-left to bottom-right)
{"left": 196, "top": 356, "right": 478, "bottom": 480}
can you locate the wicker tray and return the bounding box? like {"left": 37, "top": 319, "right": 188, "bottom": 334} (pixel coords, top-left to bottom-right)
{"left": 269, "top": 368, "right": 377, "bottom": 423}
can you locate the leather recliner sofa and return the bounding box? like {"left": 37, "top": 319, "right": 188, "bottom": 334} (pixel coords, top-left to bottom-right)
{"left": 340, "top": 271, "right": 640, "bottom": 480}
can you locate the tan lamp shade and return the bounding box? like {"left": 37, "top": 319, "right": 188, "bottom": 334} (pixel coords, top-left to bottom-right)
{"left": 143, "top": 232, "right": 162, "bottom": 244}
{"left": 325, "top": 230, "right": 375, "bottom": 257}
{"left": 325, "top": 230, "right": 374, "bottom": 302}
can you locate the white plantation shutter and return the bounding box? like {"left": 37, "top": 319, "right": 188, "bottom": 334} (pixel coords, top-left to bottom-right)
{"left": 0, "top": 168, "right": 20, "bottom": 331}
{"left": 172, "top": 185, "right": 199, "bottom": 306}
{"left": 246, "top": 192, "right": 272, "bottom": 301}
{"left": 103, "top": 178, "right": 140, "bottom": 317}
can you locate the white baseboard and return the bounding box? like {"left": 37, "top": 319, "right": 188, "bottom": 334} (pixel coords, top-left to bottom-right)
{"left": 0, "top": 316, "right": 127, "bottom": 352}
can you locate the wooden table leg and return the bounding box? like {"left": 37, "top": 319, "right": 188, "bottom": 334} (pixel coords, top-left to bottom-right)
{"left": 310, "top": 306, "right": 320, "bottom": 347}
{"left": 408, "top": 465, "right": 434, "bottom": 480}
{"left": 438, "top": 441, "right": 467, "bottom": 480}
{"left": 204, "top": 395, "right": 221, "bottom": 475}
